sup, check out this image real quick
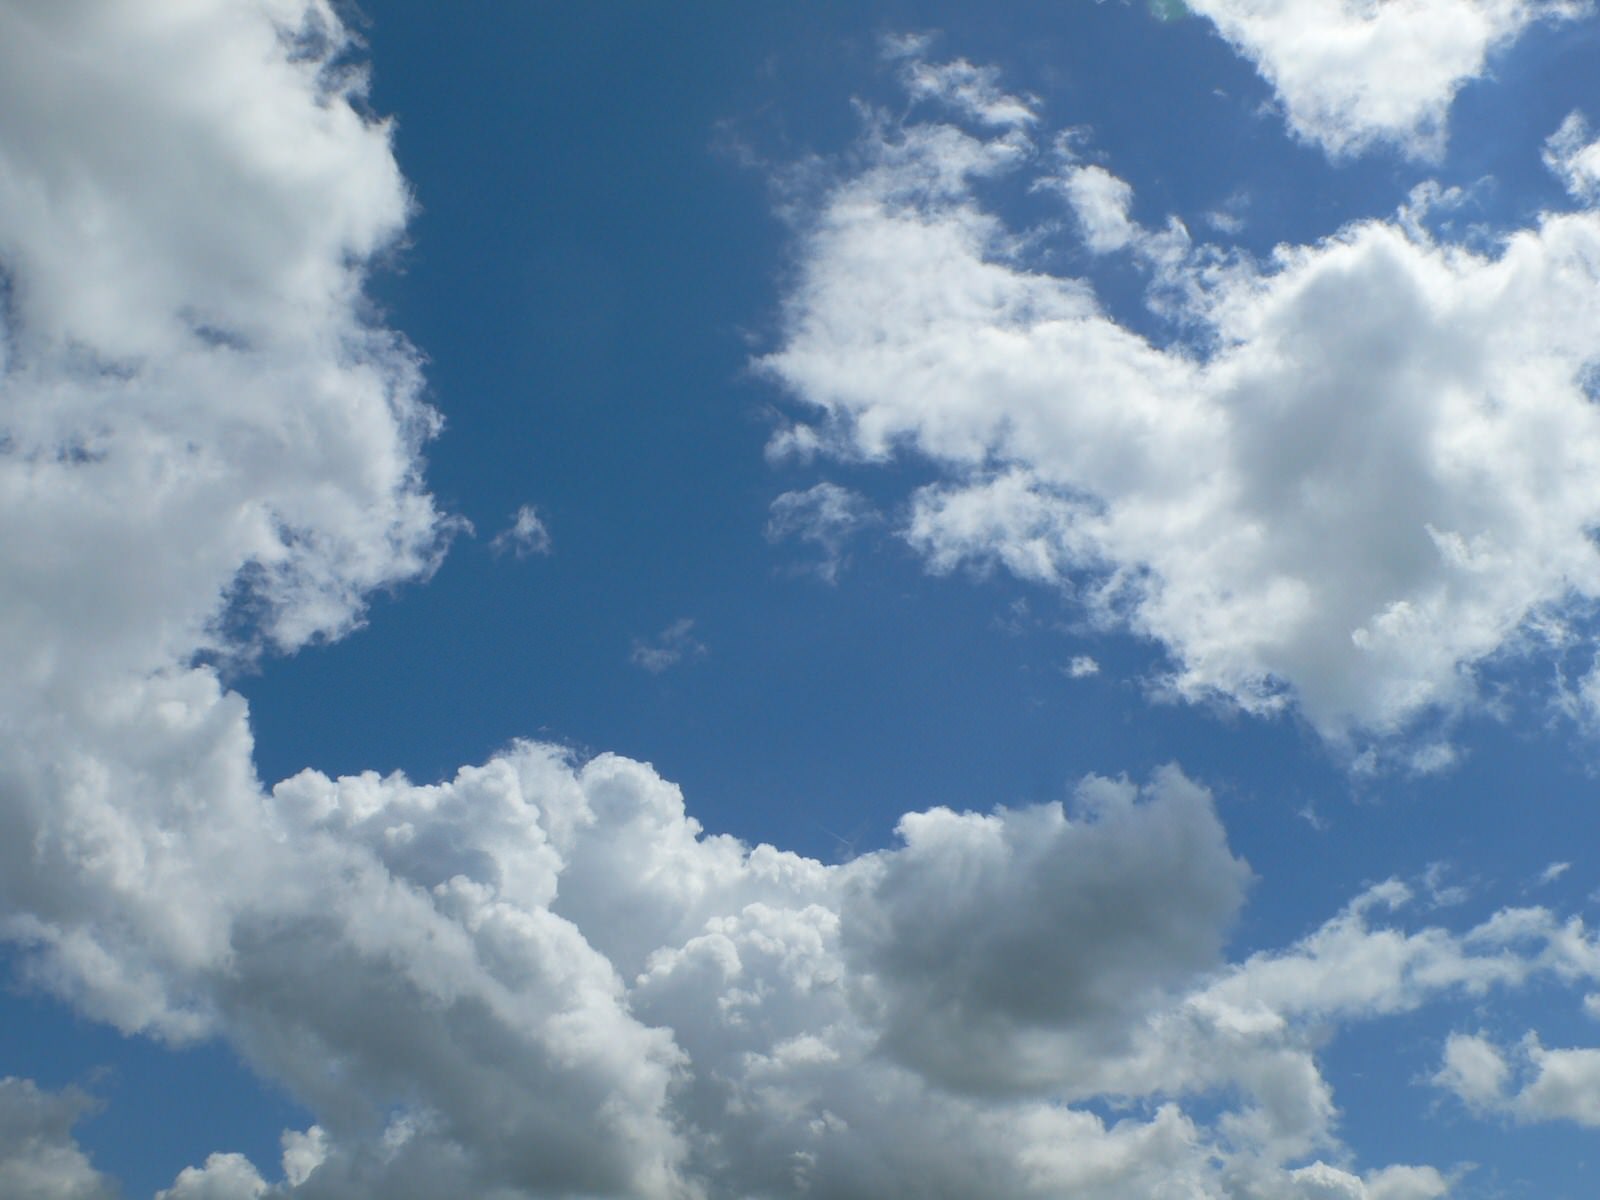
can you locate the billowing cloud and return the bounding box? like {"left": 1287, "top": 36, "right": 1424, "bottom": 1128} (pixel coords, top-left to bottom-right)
{"left": 0, "top": 1079, "right": 115, "bottom": 1200}
{"left": 762, "top": 56, "right": 1600, "bottom": 748}
{"left": 1186, "top": 0, "right": 1585, "bottom": 158}
{"left": 4, "top": 5, "right": 1600, "bottom": 1198}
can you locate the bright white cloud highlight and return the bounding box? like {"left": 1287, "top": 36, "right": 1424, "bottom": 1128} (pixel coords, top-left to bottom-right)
{"left": 1186, "top": 0, "right": 1586, "bottom": 158}
{"left": 763, "top": 56, "right": 1600, "bottom": 747}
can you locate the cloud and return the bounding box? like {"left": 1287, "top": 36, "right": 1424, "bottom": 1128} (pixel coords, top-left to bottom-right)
{"left": 1067, "top": 654, "right": 1102, "bottom": 677}
{"left": 1544, "top": 110, "right": 1600, "bottom": 201}
{"left": 884, "top": 34, "right": 1039, "bottom": 129}
{"left": 630, "top": 617, "right": 707, "bottom": 673}
{"left": 0, "top": 1078, "right": 115, "bottom": 1200}
{"left": 762, "top": 54, "right": 1600, "bottom": 750}
{"left": 3, "top": 7, "right": 1598, "bottom": 1198}
{"left": 840, "top": 767, "right": 1251, "bottom": 1093}
{"left": 1433, "top": 1032, "right": 1512, "bottom": 1110}
{"left": 491, "top": 505, "right": 553, "bottom": 557}
{"left": 1185, "top": 0, "right": 1585, "bottom": 158}
{"left": 765, "top": 482, "right": 875, "bottom": 582}
{"left": 1434, "top": 1031, "right": 1600, "bottom": 1127}
{"left": 1055, "top": 164, "right": 1139, "bottom": 253}
{"left": 1537, "top": 861, "right": 1573, "bottom": 886}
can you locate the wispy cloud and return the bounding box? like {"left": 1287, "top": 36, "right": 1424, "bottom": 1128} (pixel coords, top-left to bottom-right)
{"left": 630, "top": 617, "right": 707, "bottom": 673}
{"left": 491, "top": 504, "right": 553, "bottom": 557}
{"left": 765, "top": 482, "right": 875, "bottom": 582}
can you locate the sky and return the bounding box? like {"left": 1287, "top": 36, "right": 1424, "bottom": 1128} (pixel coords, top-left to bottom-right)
{"left": 6, "top": 0, "right": 1600, "bottom": 1197}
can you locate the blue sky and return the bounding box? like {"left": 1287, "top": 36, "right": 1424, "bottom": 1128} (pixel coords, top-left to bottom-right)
{"left": 6, "top": 1, "right": 1600, "bottom": 1197}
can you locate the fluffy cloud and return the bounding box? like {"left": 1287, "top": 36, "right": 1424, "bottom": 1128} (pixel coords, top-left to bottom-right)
{"left": 0, "top": 1079, "right": 115, "bottom": 1200}
{"left": 1186, "top": 0, "right": 1585, "bottom": 158}
{"left": 4, "top": 5, "right": 1599, "bottom": 1197}
{"left": 763, "top": 58, "right": 1600, "bottom": 747}
{"left": 840, "top": 768, "right": 1249, "bottom": 1093}
{"left": 1435, "top": 1030, "right": 1600, "bottom": 1127}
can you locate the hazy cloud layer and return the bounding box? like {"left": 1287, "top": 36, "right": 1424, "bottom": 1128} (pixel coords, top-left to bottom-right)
{"left": 763, "top": 53, "right": 1600, "bottom": 748}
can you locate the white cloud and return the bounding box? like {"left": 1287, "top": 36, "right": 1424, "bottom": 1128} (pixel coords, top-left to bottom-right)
{"left": 630, "top": 617, "right": 707, "bottom": 673}
{"left": 1538, "top": 860, "right": 1573, "bottom": 886}
{"left": 1433, "top": 1031, "right": 1511, "bottom": 1109}
{"left": 765, "top": 481, "right": 874, "bottom": 581}
{"left": 1434, "top": 1030, "right": 1600, "bottom": 1127}
{"left": 1067, "top": 654, "right": 1101, "bottom": 677}
{"left": 491, "top": 504, "right": 553, "bottom": 557}
{"left": 0, "top": 1079, "right": 115, "bottom": 1200}
{"left": 885, "top": 35, "right": 1038, "bottom": 129}
{"left": 1544, "top": 110, "right": 1600, "bottom": 201}
{"left": 1518, "top": 1039, "right": 1600, "bottom": 1124}
{"left": 763, "top": 58, "right": 1600, "bottom": 749}
{"left": 1055, "top": 164, "right": 1139, "bottom": 253}
{"left": 2, "top": 8, "right": 1598, "bottom": 1198}
{"left": 158, "top": 1153, "right": 270, "bottom": 1200}
{"left": 1186, "top": 0, "right": 1585, "bottom": 158}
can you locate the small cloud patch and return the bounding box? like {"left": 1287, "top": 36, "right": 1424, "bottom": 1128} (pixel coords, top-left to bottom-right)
{"left": 491, "top": 505, "right": 553, "bottom": 558}
{"left": 630, "top": 618, "right": 707, "bottom": 674}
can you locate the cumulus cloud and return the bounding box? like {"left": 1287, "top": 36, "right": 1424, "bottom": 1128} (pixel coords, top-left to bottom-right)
{"left": 765, "top": 482, "right": 874, "bottom": 582}
{"left": 1434, "top": 1031, "right": 1600, "bottom": 1127}
{"left": 1185, "top": 0, "right": 1585, "bottom": 158}
{"left": 762, "top": 52, "right": 1600, "bottom": 749}
{"left": 630, "top": 617, "right": 707, "bottom": 673}
{"left": 840, "top": 767, "right": 1251, "bottom": 1093}
{"left": 5, "top": 6, "right": 1600, "bottom": 1198}
{"left": 491, "top": 504, "right": 553, "bottom": 557}
{"left": 1067, "top": 654, "right": 1102, "bottom": 677}
{"left": 0, "top": 1079, "right": 115, "bottom": 1200}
